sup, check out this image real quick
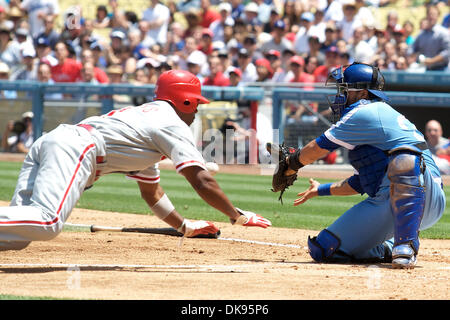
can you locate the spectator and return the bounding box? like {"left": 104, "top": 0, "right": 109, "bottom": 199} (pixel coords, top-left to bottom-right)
{"left": 307, "top": 36, "right": 326, "bottom": 66}
{"left": 385, "top": 10, "right": 401, "bottom": 38}
{"left": 322, "top": 0, "right": 344, "bottom": 24}
{"left": 313, "top": 46, "right": 340, "bottom": 83}
{"left": 230, "top": 0, "right": 245, "bottom": 21}
{"left": 80, "top": 61, "right": 98, "bottom": 84}
{"left": 90, "top": 41, "right": 108, "bottom": 69}
{"left": 263, "top": 6, "right": 281, "bottom": 34}
{"left": 282, "top": 0, "right": 302, "bottom": 33}
{"left": 5, "top": 6, "right": 21, "bottom": 30}
{"left": 255, "top": 57, "right": 273, "bottom": 82}
{"left": 80, "top": 49, "right": 109, "bottom": 83}
{"left": 198, "top": 28, "right": 214, "bottom": 55}
{"left": 320, "top": 24, "right": 338, "bottom": 54}
{"left": 348, "top": 26, "right": 374, "bottom": 64}
{"left": 1, "top": 111, "right": 34, "bottom": 153}
{"left": 236, "top": 48, "right": 258, "bottom": 83}
{"left": 11, "top": 46, "right": 37, "bottom": 80}
{"left": 242, "top": 33, "right": 264, "bottom": 62}
{"left": 136, "top": 57, "right": 160, "bottom": 84}
{"left": 285, "top": 55, "right": 315, "bottom": 84}
{"left": 93, "top": 5, "right": 111, "bottom": 29}
{"left": 186, "top": 49, "right": 207, "bottom": 83}
{"left": 36, "top": 62, "right": 63, "bottom": 100}
{"left": 200, "top": 0, "right": 220, "bottom": 28}
{"left": 142, "top": 0, "right": 171, "bottom": 46}
{"left": 260, "top": 19, "right": 293, "bottom": 54}
{"left": 35, "top": 36, "right": 57, "bottom": 67}
{"left": 217, "top": 48, "right": 232, "bottom": 73}
{"left": 51, "top": 41, "right": 82, "bottom": 83}
{"left": 425, "top": 119, "right": 450, "bottom": 175}
{"left": 16, "top": 0, "right": 59, "bottom": 39}
{"left": 241, "top": 2, "right": 260, "bottom": 30}
{"left": 293, "top": 12, "right": 316, "bottom": 55}
{"left": 36, "top": 15, "right": 59, "bottom": 49}
{"left": 227, "top": 66, "right": 242, "bottom": 86}
{"left": 203, "top": 55, "right": 230, "bottom": 86}
{"left": 412, "top": 4, "right": 450, "bottom": 71}
{"left": 337, "top": 0, "right": 363, "bottom": 42}
{"left": 309, "top": 10, "right": 327, "bottom": 43}
{"left": 0, "top": 62, "right": 17, "bottom": 98}
{"left": 402, "top": 20, "right": 415, "bottom": 45}
{"left": 0, "top": 24, "right": 22, "bottom": 70}
{"left": 209, "top": 2, "right": 234, "bottom": 43}
{"left": 183, "top": 9, "right": 202, "bottom": 39}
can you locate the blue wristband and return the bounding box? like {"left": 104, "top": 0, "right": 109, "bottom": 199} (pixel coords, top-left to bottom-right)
{"left": 317, "top": 183, "right": 332, "bottom": 196}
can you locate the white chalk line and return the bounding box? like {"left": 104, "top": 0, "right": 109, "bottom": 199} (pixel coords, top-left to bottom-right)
{"left": 218, "top": 237, "right": 303, "bottom": 249}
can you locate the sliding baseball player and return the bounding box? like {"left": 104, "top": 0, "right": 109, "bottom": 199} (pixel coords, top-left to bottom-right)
{"left": 0, "top": 70, "right": 271, "bottom": 251}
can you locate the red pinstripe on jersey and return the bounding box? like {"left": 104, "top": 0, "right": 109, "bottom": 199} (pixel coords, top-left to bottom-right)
{"left": 0, "top": 143, "right": 96, "bottom": 226}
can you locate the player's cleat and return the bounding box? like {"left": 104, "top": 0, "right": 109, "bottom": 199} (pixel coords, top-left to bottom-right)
{"left": 391, "top": 244, "right": 417, "bottom": 269}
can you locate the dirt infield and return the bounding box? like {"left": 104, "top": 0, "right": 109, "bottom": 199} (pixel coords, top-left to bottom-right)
{"left": 0, "top": 200, "right": 449, "bottom": 300}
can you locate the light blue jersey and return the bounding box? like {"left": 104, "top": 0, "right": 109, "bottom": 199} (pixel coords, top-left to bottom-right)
{"left": 312, "top": 99, "right": 446, "bottom": 262}
{"left": 319, "top": 99, "right": 441, "bottom": 179}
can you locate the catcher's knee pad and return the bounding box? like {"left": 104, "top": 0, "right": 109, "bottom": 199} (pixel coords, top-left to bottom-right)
{"left": 308, "top": 229, "right": 345, "bottom": 262}
{"left": 387, "top": 152, "right": 425, "bottom": 252}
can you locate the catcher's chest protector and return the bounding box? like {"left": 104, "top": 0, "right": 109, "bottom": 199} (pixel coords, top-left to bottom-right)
{"left": 348, "top": 145, "right": 389, "bottom": 197}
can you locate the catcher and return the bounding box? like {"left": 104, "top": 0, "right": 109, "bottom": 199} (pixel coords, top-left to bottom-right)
{"left": 0, "top": 70, "right": 271, "bottom": 251}
{"left": 268, "top": 63, "right": 445, "bottom": 269}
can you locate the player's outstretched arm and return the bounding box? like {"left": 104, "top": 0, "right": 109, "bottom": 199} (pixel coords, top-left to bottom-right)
{"left": 293, "top": 177, "right": 360, "bottom": 206}
{"left": 180, "top": 166, "right": 271, "bottom": 228}
{"left": 137, "top": 181, "right": 219, "bottom": 237}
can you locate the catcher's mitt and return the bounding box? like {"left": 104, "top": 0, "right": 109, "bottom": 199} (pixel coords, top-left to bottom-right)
{"left": 266, "top": 142, "right": 298, "bottom": 203}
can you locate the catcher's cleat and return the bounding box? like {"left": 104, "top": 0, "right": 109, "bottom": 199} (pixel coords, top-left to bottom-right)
{"left": 266, "top": 142, "right": 298, "bottom": 204}
{"left": 391, "top": 244, "right": 417, "bottom": 269}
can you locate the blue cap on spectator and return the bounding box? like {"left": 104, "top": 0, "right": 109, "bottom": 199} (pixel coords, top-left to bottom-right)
{"left": 300, "top": 12, "right": 314, "bottom": 22}
{"left": 274, "top": 20, "right": 285, "bottom": 30}
{"left": 90, "top": 41, "right": 103, "bottom": 51}
{"left": 325, "top": 46, "right": 339, "bottom": 55}
{"left": 36, "top": 36, "right": 50, "bottom": 47}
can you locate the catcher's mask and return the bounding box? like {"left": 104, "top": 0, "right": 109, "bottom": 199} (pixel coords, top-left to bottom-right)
{"left": 325, "top": 62, "right": 388, "bottom": 122}
{"left": 154, "top": 70, "right": 210, "bottom": 113}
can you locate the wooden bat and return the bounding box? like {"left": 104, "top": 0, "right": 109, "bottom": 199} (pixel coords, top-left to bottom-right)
{"left": 65, "top": 223, "right": 220, "bottom": 239}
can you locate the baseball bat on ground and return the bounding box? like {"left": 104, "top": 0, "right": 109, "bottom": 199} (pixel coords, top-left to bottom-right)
{"left": 65, "top": 223, "right": 220, "bottom": 239}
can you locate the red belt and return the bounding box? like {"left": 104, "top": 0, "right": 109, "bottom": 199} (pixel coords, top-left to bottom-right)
{"left": 77, "top": 124, "right": 105, "bottom": 165}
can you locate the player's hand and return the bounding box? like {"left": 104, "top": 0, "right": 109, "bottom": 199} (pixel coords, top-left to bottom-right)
{"left": 233, "top": 208, "right": 271, "bottom": 228}
{"left": 294, "top": 178, "right": 320, "bottom": 206}
{"left": 183, "top": 220, "right": 219, "bottom": 238}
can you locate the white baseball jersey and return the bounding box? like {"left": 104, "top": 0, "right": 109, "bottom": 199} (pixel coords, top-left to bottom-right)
{"left": 79, "top": 100, "right": 207, "bottom": 185}
{"left": 0, "top": 100, "right": 207, "bottom": 249}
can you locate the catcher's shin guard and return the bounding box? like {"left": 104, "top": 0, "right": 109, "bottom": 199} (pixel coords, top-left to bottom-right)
{"left": 387, "top": 151, "right": 426, "bottom": 267}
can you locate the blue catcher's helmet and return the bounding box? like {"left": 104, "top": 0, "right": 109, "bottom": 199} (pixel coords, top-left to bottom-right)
{"left": 326, "top": 62, "right": 389, "bottom": 122}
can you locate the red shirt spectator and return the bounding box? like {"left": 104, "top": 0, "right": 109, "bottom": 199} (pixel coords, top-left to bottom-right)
{"left": 200, "top": 0, "right": 221, "bottom": 28}
{"left": 289, "top": 56, "right": 315, "bottom": 84}
{"left": 313, "top": 46, "right": 340, "bottom": 83}
{"left": 51, "top": 42, "right": 82, "bottom": 82}
{"left": 203, "top": 56, "right": 230, "bottom": 86}
{"left": 198, "top": 28, "right": 214, "bottom": 55}
{"left": 94, "top": 68, "right": 109, "bottom": 83}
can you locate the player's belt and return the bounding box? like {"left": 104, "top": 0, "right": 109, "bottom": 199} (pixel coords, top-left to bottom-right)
{"left": 77, "top": 124, "right": 105, "bottom": 164}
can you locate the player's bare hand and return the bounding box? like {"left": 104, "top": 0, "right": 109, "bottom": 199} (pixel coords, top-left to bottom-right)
{"left": 294, "top": 178, "right": 320, "bottom": 206}
{"left": 234, "top": 208, "right": 271, "bottom": 228}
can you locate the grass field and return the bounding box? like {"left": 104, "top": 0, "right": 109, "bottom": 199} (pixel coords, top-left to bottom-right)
{"left": 0, "top": 161, "right": 448, "bottom": 239}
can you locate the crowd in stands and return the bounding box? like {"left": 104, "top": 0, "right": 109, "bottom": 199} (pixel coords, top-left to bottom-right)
{"left": 0, "top": 0, "right": 447, "bottom": 91}
{"left": 0, "top": 0, "right": 449, "bottom": 170}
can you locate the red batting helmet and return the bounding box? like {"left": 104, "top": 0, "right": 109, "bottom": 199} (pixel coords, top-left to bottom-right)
{"left": 154, "top": 70, "right": 209, "bottom": 113}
